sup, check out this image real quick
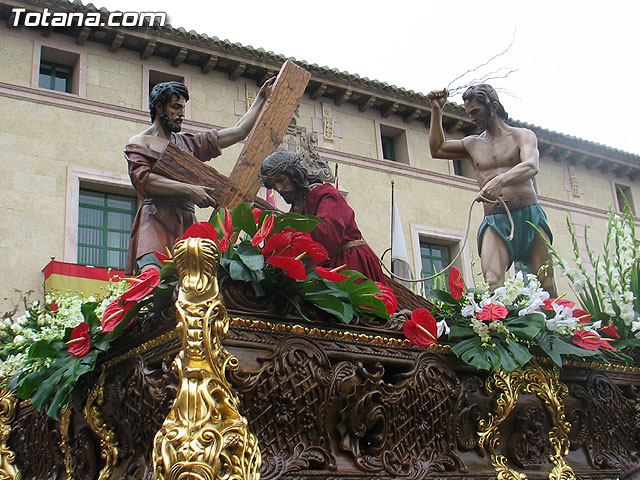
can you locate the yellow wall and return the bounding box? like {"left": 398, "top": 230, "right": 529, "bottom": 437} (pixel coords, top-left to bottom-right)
{"left": 0, "top": 33, "right": 32, "bottom": 86}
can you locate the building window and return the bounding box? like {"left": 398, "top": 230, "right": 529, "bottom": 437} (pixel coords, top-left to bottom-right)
{"left": 77, "top": 189, "right": 136, "bottom": 269}
{"left": 420, "top": 240, "right": 451, "bottom": 292}
{"left": 38, "top": 46, "right": 79, "bottom": 94}
{"left": 39, "top": 60, "right": 72, "bottom": 93}
{"left": 380, "top": 124, "right": 409, "bottom": 164}
{"left": 616, "top": 184, "right": 635, "bottom": 215}
{"left": 149, "top": 69, "right": 184, "bottom": 95}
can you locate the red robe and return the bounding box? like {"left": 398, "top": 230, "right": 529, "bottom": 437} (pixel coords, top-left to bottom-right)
{"left": 124, "top": 130, "right": 221, "bottom": 274}
{"left": 302, "top": 183, "right": 386, "bottom": 284}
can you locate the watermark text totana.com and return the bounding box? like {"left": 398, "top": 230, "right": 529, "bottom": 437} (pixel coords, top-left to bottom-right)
{"left": 11, "top": 7, "right": 167, "bottom": 28}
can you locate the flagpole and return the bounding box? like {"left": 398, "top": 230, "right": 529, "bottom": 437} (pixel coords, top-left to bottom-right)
{"left": 390, "top": 179, "right": 395, "bottom": 274}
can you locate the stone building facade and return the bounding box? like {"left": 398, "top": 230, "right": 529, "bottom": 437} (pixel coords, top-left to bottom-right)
{"left": 1, "top": 0, "right": 639, "bottom": 310}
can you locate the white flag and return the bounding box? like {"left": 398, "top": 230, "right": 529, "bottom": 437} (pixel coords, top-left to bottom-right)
{"left": 392, "top": 197, "right": 413, "bottom": 287}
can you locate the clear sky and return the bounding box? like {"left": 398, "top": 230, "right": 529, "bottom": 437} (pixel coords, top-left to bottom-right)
{"left": 88, "top": 0, "right": 640, "bottom": 155}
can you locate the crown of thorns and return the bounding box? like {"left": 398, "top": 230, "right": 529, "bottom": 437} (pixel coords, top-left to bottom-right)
{"left": 259, "top": 151, "right": 305, "bottom": 180}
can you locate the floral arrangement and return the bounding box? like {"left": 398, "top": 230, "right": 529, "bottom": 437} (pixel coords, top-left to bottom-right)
{"left": 195, "top": 203, "right": 395, "bottom": 323}
{"left": 542, "top": 201, "right": 640, "bottom": 349}
{"left": 403, "top": 264, "right": 634, "bottom": 373}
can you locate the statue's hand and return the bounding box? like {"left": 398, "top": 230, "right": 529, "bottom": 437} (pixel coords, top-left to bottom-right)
{"left": 478, "top": 175, "right": 503, "bottom": 202}
{"left": 189, "top": 185, "right": 218, "bottom": 209}
{"left": 427, "top": 89, "right": 448, "bottom": 109}
{"left": 257, "top": 76, "right": 275, "bottom": 100}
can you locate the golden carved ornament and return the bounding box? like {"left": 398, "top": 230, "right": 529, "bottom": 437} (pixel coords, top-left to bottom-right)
{"left": 152, "top": 237, "right": 261, "bottom": 480}
{"left": 58, "top": 406, "right": 73, "bottom": 479}
{"left": 477, "top": 362, "right": 576, "bottom": 480}
{"left": 83, "top": 368, "right": 118, "bottom": 480}
{"left": 0, "top": 387, "right": 19, "bottom": 480}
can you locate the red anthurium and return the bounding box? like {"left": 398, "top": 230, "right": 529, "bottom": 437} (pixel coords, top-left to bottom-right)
{"left": 448, "top": 266, "right": 465, "bottom": 300}
{"left": 314, "top": 265, "right": 350, "bottom": 282}
{"left": 101, "top": 296, "right": 135, "bottom": 333}
{"left": 305, "top": 241, "right": 329, "bottom": 265}
{"left": 153, "top": 249, "right": 171, "bottom": 264}
{"left": 266, "top": 256, "right": 307, "bottom": 280}
{"left": 67, "top": 322, "right": 91, "bottom": 357}
{"left": 252, "top": 213, "right": 275, "bottom": 247}
{"left": 601, "top": 323, "right": 621, "bottom": 339}
{"left": 572, "top": 330, "right": 610, "bottom": 350}
{"left": 572, "top": 308, "right": 591, "bottom": 324}
{"left": 217, "top": 208, "right": 233, "bottom": 252}
{"left": 542, "top": 297, "right": 576, "bottom": 311}
{"left": 49, "top": 300, "right": 59, "bottom": 312}
{"left": 374, "top": 281, "right": 398, "bottom": 315}
{"left": 121, "top": 268, "right": 160, "bottom": 303}
{"left": 477, "top": 303, "right": 509, "bottom": 321}
{"left": 403, "top": 309, "right": 438, "bottom": 347}
{"left": 180, "top": 222, "right": 219, "bottom": 242}
{"left": 252, "top": 207, "right": 263, "bottom": 225}
{"left": 262, "top": 229, "right": 328, "bottom": 264}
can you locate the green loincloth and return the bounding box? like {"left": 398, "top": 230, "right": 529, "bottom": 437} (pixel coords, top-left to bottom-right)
{"left": 477, "top": 204, "right": 553, "bottom": 270}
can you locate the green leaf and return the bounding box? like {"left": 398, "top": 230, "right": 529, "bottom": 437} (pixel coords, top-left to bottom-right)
{"left": 229, "top": 259, "right": 253, "bottom": 282}
{"left": 504, "top": 339, "right": 533, "bottom": 368}
{"left": 428, "top": 289, "right": 457, "bottom": 306}
{"left": 15, "top": 368, "right": 51, "bottom": 399}
{"left": 81, "top": 302, "right": 100, "bottom": 330}
{"left": 231, "top": 202, "right": 258, "bottom": 236}
{"left": 535, "top": 331, "right": 563, "bottom": 367}
{"left": 448, "top": 324, "right": 475, "bottom": 340}
{"left": 154, "top": 283, "right": 176, "bottom": 312}
{"left": 504, "top": 313, "right": 545, "bottom": 341}
{"left": 30, "top": 362, "right": 70, "bottom": 411}
{"left": 355, "top": 294, "right": 389, "bottom": 319}
{"left": 451, "top": 337, "right": 492, "bottom": 371}
{"left": 310, "top": 295, "right": 353, "bottom": 324}
{"left": 272, "top": 213, "right": 324, "bottom": 233}
{"left": 109, "top": 298, "right": 151, "bottom": 341}
{"left": 27, "top": 340, "right": 58, "bottom": 359}
{"left": 159, "top": 261, "right": 178, "bottom": 280}
{"left": 236, "top": 242, "right": 265, "bottom": 271}
{"left": 46, "top": 381, "right": 74, "bottom": 421}
{"left": 92, "top": 336, "right": 111, "bottom": 352}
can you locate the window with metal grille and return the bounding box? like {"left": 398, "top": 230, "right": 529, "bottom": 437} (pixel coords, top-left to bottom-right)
{"left": 78, "top": 189, "right": 136, "bottom": 269}
{"left": 420, "top": 241, "right": 451, "bottom": 292}
{"left": 39, "top": 60, "right": 72, "bottom": 93}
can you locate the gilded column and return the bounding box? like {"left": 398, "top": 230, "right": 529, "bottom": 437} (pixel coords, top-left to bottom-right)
{"left": 152, "top": 237, "right": 261, "bottom": 480}
{"left": 0, "top": 387, "right": 19, "bottom": 480}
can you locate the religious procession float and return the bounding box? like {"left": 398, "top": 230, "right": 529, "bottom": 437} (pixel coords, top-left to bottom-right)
{"left": 1, "top": 61, "right": 638, "bottom": 480}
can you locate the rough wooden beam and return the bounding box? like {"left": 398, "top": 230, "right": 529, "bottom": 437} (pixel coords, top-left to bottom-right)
{"left": 447, "top": 120, "right": 464, "bottom": 134}
{"left": 259, "top": 70, "right": 275, "bottom": 85}
{"left": 201, "top": 54, "right": 217, "bottom": 74}
{"left": 229, "top": 62, "right": 246, "bottom": 81}
{"left": 553, "top": 150, "right": 571, "bottom": 163}
{"left": 569, "top": 154, "right": 588, "bottom": 166}
{"left": 629, "top": 170, "right": 640, "bottom": 182}
{"left": 141, "top": 40, "right": 155, "bottom": 60}
{"left": 404, "top": 108, "right": 422, "bottom": 123}
{"left": 76, "top": 26, "right": 90, "bottom": 45}
{"left": 614, "top": 165, "right": 632, "bottom": 177}
{"left": 335, "top": 89, "right": 352, "bottom": 106}
{"left": 585, "top": 157, "right": 604, "bottom": 170}
{"left": 382, "top": 102, "right": 399, "bottom": 118}
{"left": 539, "top": 143, "right": 555, "bottom": 157}
{"left": 599, "top": 161, "right": 614, "bottom": 174}
{"left": 310, "top": 83, "right": 327, "bottom": 101}
{"left": 359, "top": 95, "right": 376, "bottom": 112}
{"left": 109, "top": 32, "right": 124, "bottom": 52}
{"left": 219, "top": 60, "right": 311, "bottom": 210}
{"left": 172, "top": 47, "right": 188, "bottom": 67}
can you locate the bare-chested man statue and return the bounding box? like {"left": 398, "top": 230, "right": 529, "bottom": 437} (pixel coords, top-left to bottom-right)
{"left": 125, "top": 78, "right": 273, "bottom": 274}
{"left": 427, "top": 84, "right": 556, "bottom": 295}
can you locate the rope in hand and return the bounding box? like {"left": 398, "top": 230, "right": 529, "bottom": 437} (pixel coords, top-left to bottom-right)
{"left": 379, "top": 195, "right": 514, "bottom": 283}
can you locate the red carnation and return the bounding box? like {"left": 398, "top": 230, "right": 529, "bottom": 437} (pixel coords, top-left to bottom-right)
{"left": 477, "top": 303, "right": 508, "bottom": 321}
{"left": 68, "top": 322, "right": 91, "bottom": 357}
{"left": 448, "top": 266, "right": 465, "bottom": 300}
{"left": 403, "top": 309, "right": 438, "bottom": 347}
{"left": 374, "top": 282, "right": 398, "bottom": 315}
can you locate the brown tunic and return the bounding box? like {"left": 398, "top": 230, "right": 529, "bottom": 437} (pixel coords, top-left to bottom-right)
{"left": 124, "top": 130, "right": 221, "bottom": 274}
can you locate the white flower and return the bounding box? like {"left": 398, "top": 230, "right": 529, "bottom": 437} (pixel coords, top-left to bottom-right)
{"left": 461, "top": 293, "right": 481, "bottom": 318}
{"left": 545, "top": 304, "right": 578, "bottom": 334}
{"left": 13, "top": 335, "right": 24, "bottom": 344}
{"left": 436, "top": 319, "right": 450, "bottom": 338}
{"left": 620, "top": 303, "right": 635, "bottom": 325}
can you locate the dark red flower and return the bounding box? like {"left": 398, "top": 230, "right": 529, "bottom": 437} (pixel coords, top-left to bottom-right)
{"left": 572, "top": 308, "right": 591, "bottom": 323}
{"left": 252, "top": 213, "right": 274, "bottom": 247}
{"left": 572, "top": 330, "right": 605, "bottom": 350}
{"left": 68, "top": 322, "right": 91, "bottom": 357}
{"left": 314, "top": 266, "right": 350, "bottom": 282}
{"left": 403, "top": 309, "right": 438, "bottom": 347}
{"left": 49, "top": 300, "right": 59, "bottom": 312}
{"left": 180, "top": 222, "right": 219, "bottom": 242}
{"left": 601, "top": 323, "right": 621, "bottom": 339}
{"left": 262, "top": 229, "right": 328, "bottom": 264}
{"left": 542, "top": 298, "right": 576, "bottom": 311}
{"left": 374, "top": 282, "right": 398, "bottom": 315}
{"left": 477, "top": 303, "right": 508, "bottom": 321}
{"left": 266, "top": 256, "right": 307, "bottom": 280}
{"left": 101, "top": 296, "right": 134, "bottom": 333}
{"left": 217, "top": 208, "right": 233, "bottom": 252}
{"left": 153, "top": 249, "right": 171, "bottom": 264}
{"left": 121, "top": 268, "right": 160, "bottom": 303}
{"left": 252, "top": 207, "right": 262, "bottom": 225}
{"left": 448, "top": 266, "right": 465, "bottom": 300}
